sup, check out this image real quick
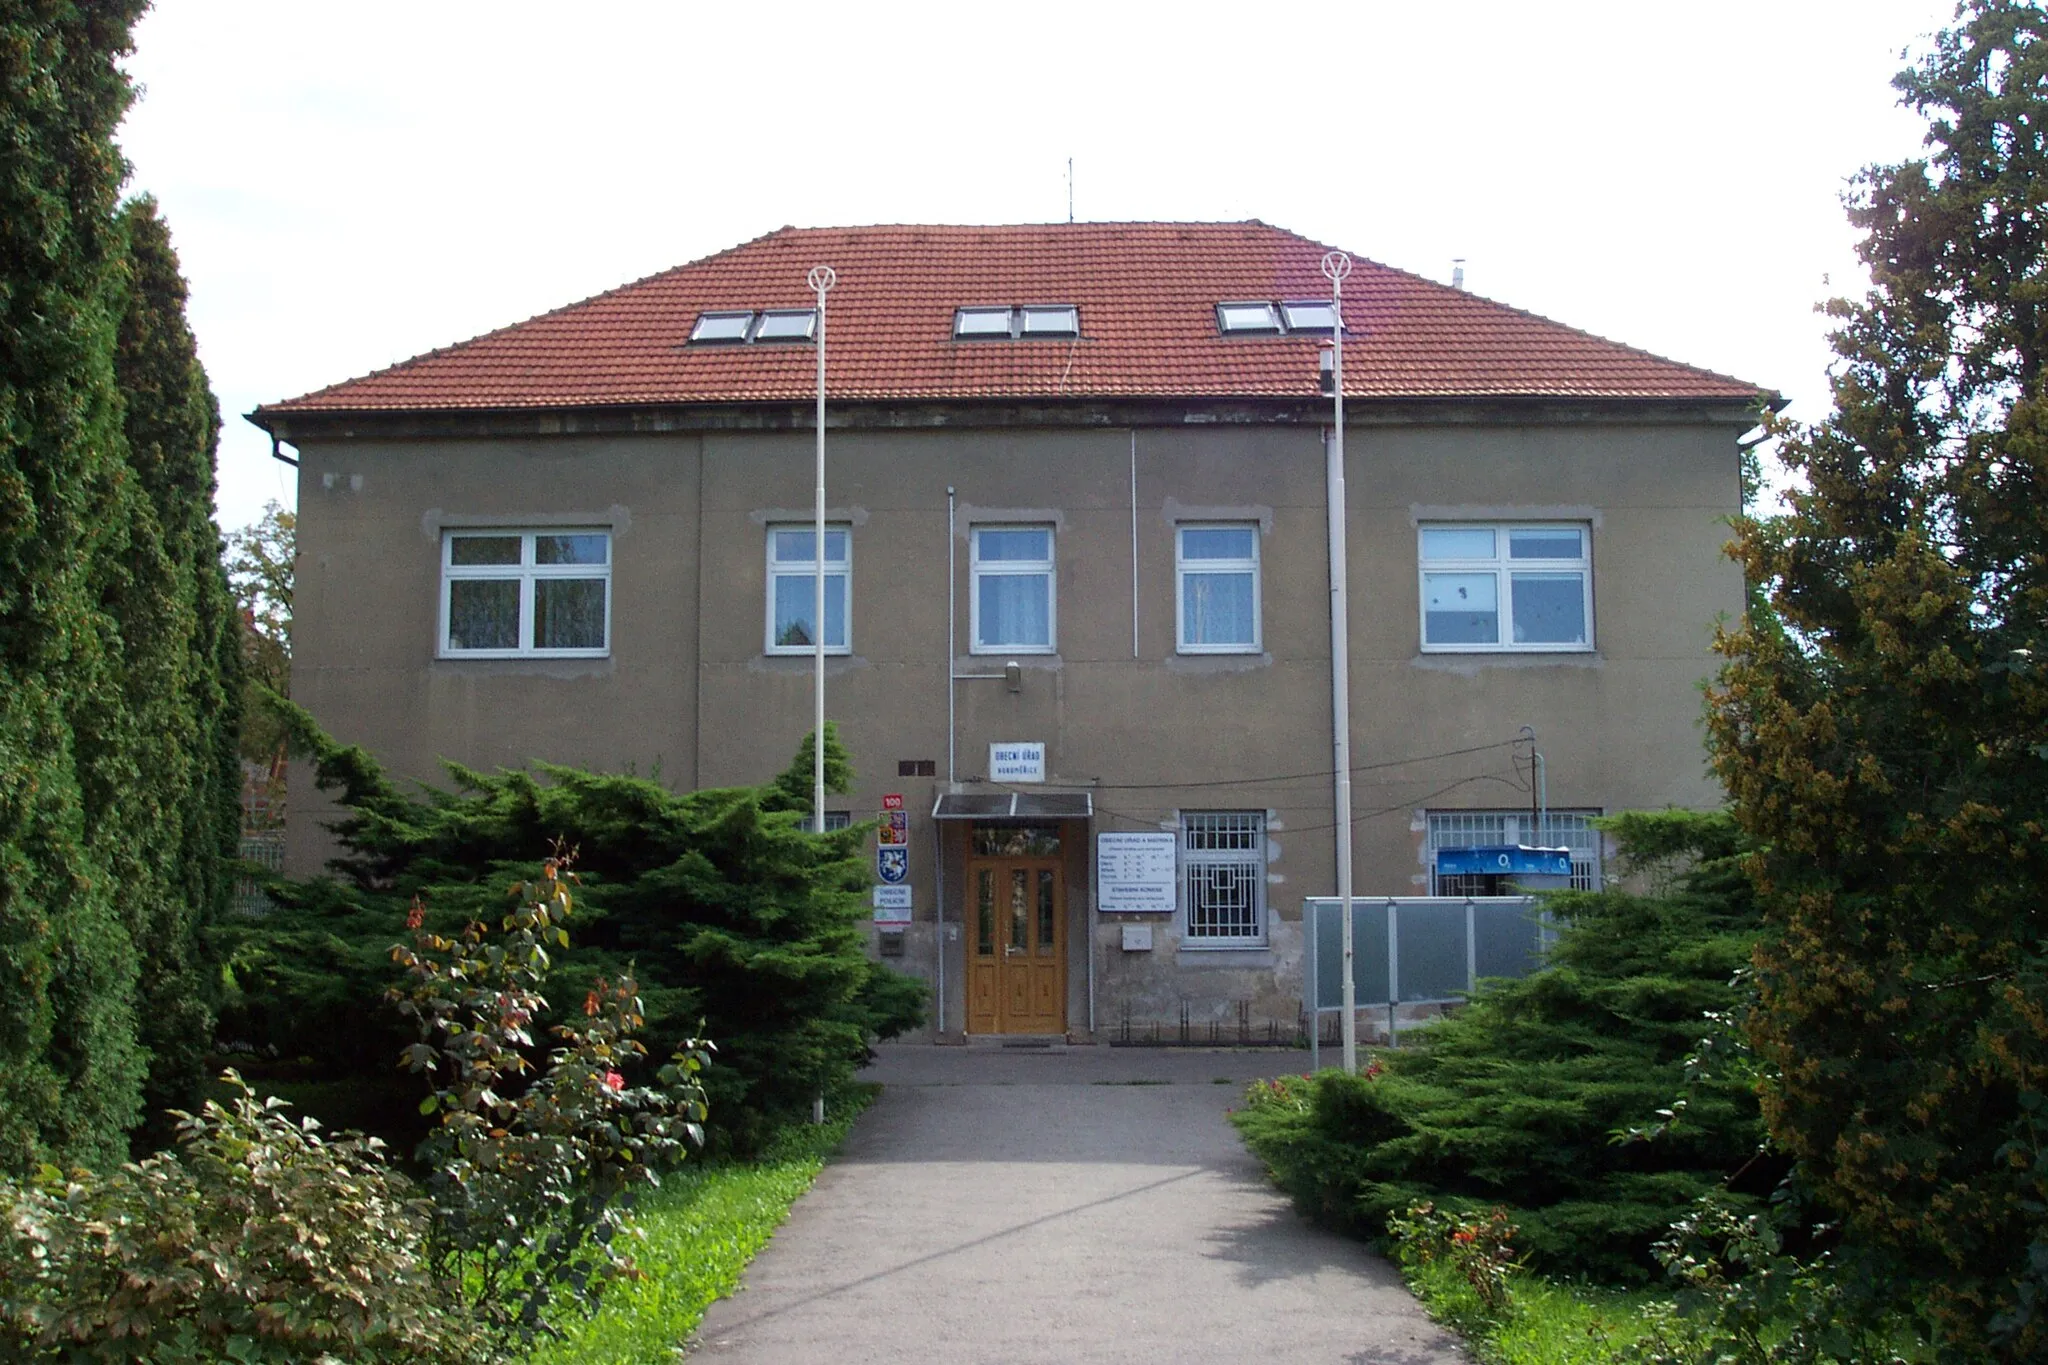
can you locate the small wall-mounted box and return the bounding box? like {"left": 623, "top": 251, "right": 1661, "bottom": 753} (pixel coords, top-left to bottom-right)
{"left": 1120, "top": 925, "right": 1154, "bottom": 952}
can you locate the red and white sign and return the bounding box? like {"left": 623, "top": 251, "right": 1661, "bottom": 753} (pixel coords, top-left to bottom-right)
{"left": 881, "top": 793, "right": 905, "bottom": 811}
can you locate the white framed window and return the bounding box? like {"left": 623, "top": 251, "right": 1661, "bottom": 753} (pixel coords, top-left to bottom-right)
{"left": 752, "top": 308, "right": 816, "bottom": 342}
{"left": 1426, "top": 810, "right": 1603, "bottom": 895}
{"left": 1018, "top": 305, "right": 1079, "bottom": 337}
{"left": 971, "top": 525, "right": 1054, "bottom": 653}
{"left": 823, "top": 810, "right": 852, "bottom": 831}
{"left": 1177, "top": 524, "right": 1260, "bottom": 653}
{"left": 690, "top": 311, "right": 754, "bottom": 343}
{"left": 953, "top": 307, "right": 1013, "bottom": 338}
{"left": 952, "top": 305, "right": 1081, "bottom": 340}
{"left": 440, "top": 530, "right": 610, "bottom": 658}
{"left": 766, "top": 526, "right": 850, "bottom": 654}
{"left": 1419, "top": 523, "right": 1592, "bottom": 651}
{"left": 1278, "top": 299, "right": 1338, "bottom": 333}
{"left": 1181, "top": 811, "right": 1266, "bottom": 947}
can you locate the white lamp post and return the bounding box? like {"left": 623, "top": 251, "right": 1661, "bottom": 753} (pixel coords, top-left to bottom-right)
{"left": 808, "top": 265, "right": 836, "bottom": 833}
{"left": 1321, "top": 250, "right": 1358, "bottom": 1075}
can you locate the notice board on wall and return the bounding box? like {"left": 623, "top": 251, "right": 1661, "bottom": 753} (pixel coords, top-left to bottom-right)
{"left": 1096, "top": 832, "right": 1177, "bottom": 913}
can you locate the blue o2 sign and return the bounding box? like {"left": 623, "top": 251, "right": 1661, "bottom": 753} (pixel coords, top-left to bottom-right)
{"left": 1434, "top": 845, "right": 1572, "bottom": 878}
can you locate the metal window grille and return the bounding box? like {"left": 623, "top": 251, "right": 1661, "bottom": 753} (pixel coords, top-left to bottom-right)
{"left": 234, "top": 830, "right": 286, "bottom": 917}
{"left": 1182, "top": 812, "right": 1265, "bottom": 944}
{"left": 1426, "top": 810, "right": 1602, "bottom": 895}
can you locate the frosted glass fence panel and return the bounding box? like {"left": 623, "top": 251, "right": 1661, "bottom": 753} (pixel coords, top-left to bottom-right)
{"left": 1396, "top": 901, "right": 1470, "bottom": 1001}
{"left": 1304, "top": 897, "right": 1547, "bottom": 1012}
{"left": 1473, "top": 899, "right": 1546, "bottom": 980}
{"left": 1311, "top": 900, "right": 1390, "bottom": 1014}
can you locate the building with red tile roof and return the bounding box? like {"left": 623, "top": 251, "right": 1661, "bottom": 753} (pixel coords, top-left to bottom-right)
{"left": 261, "top": 220, "right": 1768, "bottom": 1045}
{"left": 254, "top": 221, "right": 1769, "bottom": 421}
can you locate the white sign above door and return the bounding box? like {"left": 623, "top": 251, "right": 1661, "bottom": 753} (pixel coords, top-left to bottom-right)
{"left": 988, "top": 742, "right": 1046, "bottom": 783}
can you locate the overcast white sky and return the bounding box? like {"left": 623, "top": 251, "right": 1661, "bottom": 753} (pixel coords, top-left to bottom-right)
{"left": 118, "top": 0, "right": 1955, "bottom": 532}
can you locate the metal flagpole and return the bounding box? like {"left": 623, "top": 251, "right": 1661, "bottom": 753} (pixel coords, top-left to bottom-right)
{"left": 809, "top": 265, "right": 836, "bottom": 834}
{"left": 1322, "top": 250, "right": 1358, "bottom": 1075}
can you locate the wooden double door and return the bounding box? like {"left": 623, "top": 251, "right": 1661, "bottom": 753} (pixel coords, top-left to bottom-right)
{"left": 964, "top": 856, "right": 1066, "bottom": 1035}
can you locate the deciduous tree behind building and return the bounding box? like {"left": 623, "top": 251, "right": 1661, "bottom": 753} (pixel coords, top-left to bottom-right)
{"left": 1707, "top": 2, "right": 2048, "bottom": 1355}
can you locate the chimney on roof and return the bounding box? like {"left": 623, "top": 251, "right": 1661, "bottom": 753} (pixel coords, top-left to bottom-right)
{"left": 1452, "top": 259, "right": 1466, "bottom": 291}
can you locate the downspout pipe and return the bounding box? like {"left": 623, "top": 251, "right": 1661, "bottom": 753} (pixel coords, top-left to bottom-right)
{"left": 941, "top": 484, "right": 956, "bottom": 1038}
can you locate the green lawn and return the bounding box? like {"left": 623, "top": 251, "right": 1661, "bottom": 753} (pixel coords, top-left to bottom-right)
{"left": 1402, "top": 1260, "right": 1664, "bottom": 1365}
{"left": 528, "top": 1084, "right": 877, "bottom": 1365}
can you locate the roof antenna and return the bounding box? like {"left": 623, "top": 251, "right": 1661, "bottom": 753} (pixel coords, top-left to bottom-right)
{"left": 1452, "top": 258, "right": 1466, "bottom": 290}
{"left": 1067, "top": 157, "right": 1074, "bottom": 223}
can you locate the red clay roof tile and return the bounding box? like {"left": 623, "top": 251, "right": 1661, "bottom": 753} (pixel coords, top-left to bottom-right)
{"left": 257, "top": 222, "right": 1770, "bottom": 415}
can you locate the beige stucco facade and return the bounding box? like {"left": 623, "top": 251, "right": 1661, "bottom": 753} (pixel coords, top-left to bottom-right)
{"left": 283, "top": 400, "right": 1746, "bottom": 1041}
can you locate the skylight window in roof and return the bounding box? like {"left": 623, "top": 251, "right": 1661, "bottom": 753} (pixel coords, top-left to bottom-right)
{"left": 690, "top": 311, "right": 754, "bottom": 344}
{"left": 1280, "top": 300, "right": 1339, "bottom": 334}
{"left": 954, "top": 307, "right": 1014, "bottom": 339}
{"left": 1216, "top": 302, "right": 1282, "bottom": 335}
{"left": 753, "top": 309, "right": 817, "bottom": 342}
{"left": 1019, "top": 305, "right": 1079, "bottom": 337}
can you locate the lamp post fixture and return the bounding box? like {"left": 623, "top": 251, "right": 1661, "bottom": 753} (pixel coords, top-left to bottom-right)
{"left": 808, "top": 265, "right": 836, "bottom": 833}
{"left": 1321, "top": 249, "right": 1358, "bottom": 1075}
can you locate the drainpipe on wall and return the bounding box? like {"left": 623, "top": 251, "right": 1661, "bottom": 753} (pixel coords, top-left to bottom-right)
{"left": 942, "top": 485, "right": 957, "bottom": 1038}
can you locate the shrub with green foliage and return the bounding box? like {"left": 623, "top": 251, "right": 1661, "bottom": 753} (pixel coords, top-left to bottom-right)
{"left": 1232, "top": 810, "right": 1764, "bottom": 1281}
{"left": 0, "top": 1073, "right": 484, "bottom": 1364}
{"left": 222, "top": 709, "right": 924, "bottom": 1151}
{"left": 1623, "top": 1194, "right": 1932, "bottom": 1365}
{"left": 1, "top": 854, "right": 719, "bottom": 1364}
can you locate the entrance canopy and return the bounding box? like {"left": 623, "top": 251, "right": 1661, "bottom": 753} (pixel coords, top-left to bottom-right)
{"left": 931, "top": 792, "right": 1093, "bottom": 821}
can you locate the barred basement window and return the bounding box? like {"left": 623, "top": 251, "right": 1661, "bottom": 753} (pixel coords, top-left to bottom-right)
{"left": 1425, "top": 810, "right": 1603, "bottom": 896}
{"left": 1181, "top": 811, "right": 1266, "bottom": 947}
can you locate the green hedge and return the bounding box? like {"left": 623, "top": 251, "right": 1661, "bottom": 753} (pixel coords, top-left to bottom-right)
{"left": 221, "top": 712, "right": 924, "bottom": 1153}
{"left": 1233, "top": 810, "right": 1766, "bottom": 1282}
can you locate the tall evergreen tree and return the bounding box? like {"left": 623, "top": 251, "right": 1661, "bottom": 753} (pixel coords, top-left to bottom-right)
{"left": 104, "top": 195, "right": 241, "bottom": 1139}
{"left": 1707, "top": 3, "right": 2048, "bottom": 1355}
{"left": 0, "top": 1, "right": 153, "bottom": 1170}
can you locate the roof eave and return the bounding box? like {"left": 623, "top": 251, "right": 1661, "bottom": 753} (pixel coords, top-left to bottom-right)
{"left": 248, "top": 390, "right": 1778, "bottom": 444}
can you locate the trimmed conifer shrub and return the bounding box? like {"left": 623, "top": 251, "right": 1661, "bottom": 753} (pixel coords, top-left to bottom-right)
{"left": 1233, "top": 810, "right": 1765, "bottom": 1281}
{"left": 222, "top": 708, "right": 924, "bottom": 1151}
{"left": 103, "top": 196, "right": 244, "bottom": 1144}
{"left": 0, "top": 0, "right": 153, "bottom": 1171}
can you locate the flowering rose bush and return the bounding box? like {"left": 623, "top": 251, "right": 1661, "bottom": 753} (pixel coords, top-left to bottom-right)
{"left": 1388, "top": 1201, "right": 1524, "bottom": 1325}
{"left": 390, "top": 850, "right": 711, "bottom": 1354}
